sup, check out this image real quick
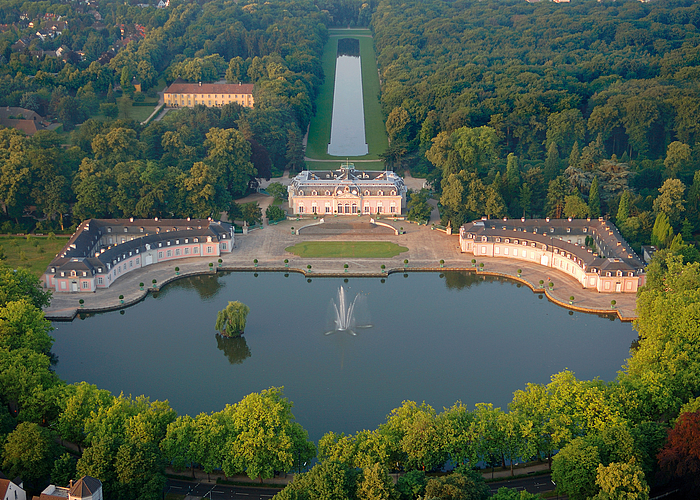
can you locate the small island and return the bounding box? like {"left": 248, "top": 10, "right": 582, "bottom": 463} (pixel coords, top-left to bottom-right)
{"left": 215, "top": 301, "right": 250, "bottom": 337}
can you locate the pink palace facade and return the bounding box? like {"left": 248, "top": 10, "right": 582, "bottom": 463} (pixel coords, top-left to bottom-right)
{"left": 460, "top": 217, "right": 646, "bottom": 293}
{"left": 288, "top": 164, "right": 407, "bottom": 216}
{"left": 43, "top": 218, "right": 234, "bottom": 293}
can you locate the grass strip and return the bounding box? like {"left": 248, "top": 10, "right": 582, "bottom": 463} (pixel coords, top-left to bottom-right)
{"left": 305, "top": 29, "right": 388, "bottom": 167}
{"left": 285, "top": 241, "right": 408, "bottom": 258}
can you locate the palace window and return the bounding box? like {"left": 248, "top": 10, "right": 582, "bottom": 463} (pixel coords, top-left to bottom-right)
{"left": 158, "top": 251, "right": 163, "bottom": 258}
{"left": 175, "top": 248, "right": 181, "bottom": 256}
{"left": 207, "top": 246, "right": 213, "bottom": 253}
{"left": 185, "top": 248, "right": 190, "bottom": 255}
{"left": 221, "top": 243, "right": 226, "bottom": 250}
{"left": 97, "top": 277, "right": 103, "bottom": 285}
{"left": 82, "top": 281, "right": 90, "bottom": 289}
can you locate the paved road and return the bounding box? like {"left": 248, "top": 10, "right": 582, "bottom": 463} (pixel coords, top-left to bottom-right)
{"left": 166, "top": 479, "right": 281, "bottom": 500}
{"left": 488, "top": 473, "right": 557, "bottom": 496}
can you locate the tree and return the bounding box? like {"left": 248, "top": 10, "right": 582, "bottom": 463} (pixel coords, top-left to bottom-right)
{"left": 406, "top": 190, "right": 432, "bottom": 222}
{"left": 267, "top": 182, "right": 288, "bottom": 202}
{"left": 564, "top": 194, "right": 589, "bottom": 219}
{"left": 52, "top": 453, "right": 78, "bottom": 487}
{"left": 592, "top": 462, "right": 649, "bottom": 500}
{"left": 215, "top": 301, "right": 250, "bottom": 337}
{"left": 204, "top": 127, "right": 256, "bottom": 198}
{"left": 588, "top": 176, "right": 601, "bottom": 218}
{"left": 56, "top": 382, "right": 113, "bottom": 450}
{"left": 396, "top": 470, "right": 426, "bottom": 500}
{"left": 423, "top": 469, "right": 489, "bottom": 500}
{"left": 552, "top": 437, "right": 602, "bottom": 500}
{"left": 650, "top": 212, "right": 673, "bottom": 249}
{"left": 657, "top": 410, "right": 700, "bottom": 492}
{"left": 2, "top": 421, "right": 56, "bottom": 484}
{"left": 224, "top": 387, "right": 315, "bottom": 481}
{"left": 266, "top": 205, "right": 287, "bottom": 222}
{"left": 242, "top": 202, "right": 263, "bottom": 225}
{"left": 274, "top": 460, "right": 358, "bottom": 500}
{"left": 490, "top": 488, "right": 541, "bottom": 500}
{"left": 356, "top": 463, "right": 397, "bottom": 500}
{"left": 0, "top": 299, "right": 54, "bottom": 354}
{"left": 653, "top": 178, "right": 686, "bottom": 228}
{"left": 617, "top": 191, "right": 630, "bottom": 226}
{"left": 664, "top": 141, "right": 691, "bottom": 178}
{"left": 0, "top": 265, "right": 51, "bottom": 310}
{"left": 546, "top": 176, "right": 568, "bottom": 219}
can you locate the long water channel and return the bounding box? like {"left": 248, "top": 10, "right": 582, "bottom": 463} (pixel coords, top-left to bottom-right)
{"left": 52, "top": 271, "right": 636, "bottom": 441}
{"left": 327, "top": 38, "right": 368, "bottom": 156}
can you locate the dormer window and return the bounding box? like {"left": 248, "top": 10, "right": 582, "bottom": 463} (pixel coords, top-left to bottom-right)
{"left": 377, "top": 190, "right": 384, "bottom": 196}
{"left": 176, "top": 240, "right": 179, "bottom": 244}
{"left": 194, "top": 238, "right": 199, "bottom": 243}
{"left": 167, "top": 241, "right": 171, "bottom": 246}
{"left": 158, "top": 242, "right": 162, "bottom": 248}
{"left": 505, "top": 238, "right": 510, "bottom": 243}
{"left": 617, "top": 271, "right": 623, "bottom": 277}
{"left": 124, "top": 227, "right": 128, "bottom": 232}
{"left": 391, "top": 190, "right": 396, "bottom": 195}
{"left": 140, "top": 227, "right": 144, "bottom": 233}
{"left": 326, "top": 190, "right": 332, "bottom": 196}
{"left": 514, "top": 239, "right": 519, "bottom": 244}
{"left": 567, "top": 228, "right": 571, "bottom": 233}
{"left": 312, "top": 190, "right": 318, "bottom": 196}
{"left": 298, "top": 190, "right": 304, "bottom": 196}
{"left": 606, "top": 272, "right": 612, "bottom": 277}
{"left": 107, "top": 227, "right": 112, "bottom": 232}
{"left": 481, "top": 236, "right": 487, "bottom": 242}
{"left": 185, "top": 239, "right": 189, "bottom": 243}
{"left": 495, "top": 237, "right": 501, "bottom": 242}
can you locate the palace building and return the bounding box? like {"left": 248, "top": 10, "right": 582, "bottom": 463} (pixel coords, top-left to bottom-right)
{"left": 164, "top": 80, "right": 254, "bottom": 108}
{"left": 460, "top": 217, "right": 646, "bottom": 293}
{"left": 43, "top": 218, "right": 234, "bottom": 293}
{"left": 288, "top": 164, "right": 407, "bottom": 216}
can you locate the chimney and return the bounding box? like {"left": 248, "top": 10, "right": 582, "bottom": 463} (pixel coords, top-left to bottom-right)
{"left": 69, "top": 480, "right": 73, "bottom": 488}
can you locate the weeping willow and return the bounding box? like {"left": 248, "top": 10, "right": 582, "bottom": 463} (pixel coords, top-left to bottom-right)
{"left": 215, "top": 301, "right": 250, "bottom": 337}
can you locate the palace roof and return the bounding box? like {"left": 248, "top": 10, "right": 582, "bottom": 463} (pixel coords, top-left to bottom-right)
{"left": 164, "top": 79, "right": 254, "bottom": 95}
{"left": 461, "top": 218, "right": 644, "bottom": 275}
{"left": 290, "top": 165, "right": 406, "bottom": 192}
{"left": 46, "top": 218, "right": 233, "bottom": 276}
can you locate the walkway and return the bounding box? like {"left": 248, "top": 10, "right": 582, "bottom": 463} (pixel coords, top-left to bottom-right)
{"left": 43, "top": 216, "right": 637, "bottom": 321}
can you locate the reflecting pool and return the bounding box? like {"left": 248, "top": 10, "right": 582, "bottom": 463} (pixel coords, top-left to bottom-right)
{"left": 51, "top": 272, "right": 636, "bottom": 441}
{"left": 328, "top": 38, "right": 368, "bottom": 156}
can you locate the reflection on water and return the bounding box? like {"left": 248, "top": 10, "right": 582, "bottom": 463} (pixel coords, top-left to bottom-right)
{"left": 337, "top": 38, "right": 359, "bottom": 57}
{"left": 328, "top": 38, "right": 368, "bottom": 156}
{"left": 156, "top": 273, "right": 226, "bottom": 301}
{"left": 441, "top": 270, "right": 492, "bottom": 290}
{"left": 215, "top": 334, "right": 251, "bottom": 365}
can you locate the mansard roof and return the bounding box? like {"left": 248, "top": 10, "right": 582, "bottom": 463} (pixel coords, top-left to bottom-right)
{"left": 165, "top": 79, "right": 254, "bottom": 95}
{"left": 46, "top": 218, "right": 232, "bottom": 276}
{"left": 461, "top": 218, "right": 645, "bottom": 275}
{"left": 290, "top": 164, "right": 406, "bottom": 193}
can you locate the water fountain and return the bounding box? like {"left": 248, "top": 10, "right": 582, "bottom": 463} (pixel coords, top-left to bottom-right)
{"left": 325, "top": 286, "right": 371, "bottom": 336}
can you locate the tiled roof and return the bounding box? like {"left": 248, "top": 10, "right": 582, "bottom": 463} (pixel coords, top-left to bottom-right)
{"left": 165, "top": 80, "right": 254, "bottom": 95}
{"left": 46, "top": 218, "right": 233, "bottom": 276}
{"left": 69, "top": 476, "right": 102, "bottom": 497}
{"left": 461, "top": 218, "right": 645, "bottom": 274}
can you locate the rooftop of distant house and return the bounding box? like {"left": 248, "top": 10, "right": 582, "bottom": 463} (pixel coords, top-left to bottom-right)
{"left": 165, "top": 79, "right": 254, "bottom": 95}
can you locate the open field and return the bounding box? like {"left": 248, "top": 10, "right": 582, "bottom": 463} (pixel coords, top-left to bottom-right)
{"left": 0, "top": 235, "right": 69, "bottom": 275}
{"left": 305, "top": 28, "right": 388, "bottom": 167}
{"left": 284, "top": 241, "right": 408, "bottom": 258}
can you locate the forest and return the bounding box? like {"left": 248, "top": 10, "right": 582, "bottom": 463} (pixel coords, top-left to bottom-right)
{"left": 375, "top": 0, "right": 700, "bottom": 254}
{"left": 1, "top": 0, "right": 700, "bottom": 498}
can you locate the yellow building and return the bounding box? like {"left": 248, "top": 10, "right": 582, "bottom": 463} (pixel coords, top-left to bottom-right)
{"left": 164, "top": 80, "right": 254, "bottom": 108}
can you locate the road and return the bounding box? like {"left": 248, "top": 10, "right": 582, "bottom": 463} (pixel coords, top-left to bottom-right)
{"left": 166, "top": 479, "right": 282, "bottom": 500}
{"left": 488, "top": 473, "right": 557, "bottom": 496}
{"left": 167, "top": 474, "right": 557, "bottom": 499}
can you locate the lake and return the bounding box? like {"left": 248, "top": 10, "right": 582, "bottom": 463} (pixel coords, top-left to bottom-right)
{"left": 327, "top": 39, "right": 369, "bottom": 156}
{"left": 51, "top": 271, "right": 636, "bottom": 442}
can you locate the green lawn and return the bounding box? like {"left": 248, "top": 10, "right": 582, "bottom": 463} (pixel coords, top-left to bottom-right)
{"left": 0, "top": 235, "right": 69, "bottom": 276}
{"left": 305, "top": 28, "right": 388, "bottom": 168}
{"left": 285, "top": 241, "right": 408, "bottom": 258}
{"left": 117, "top": 95, "right": 159, "bottom": 123}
